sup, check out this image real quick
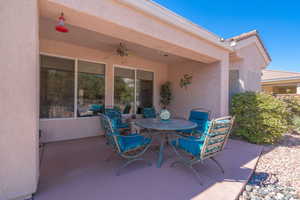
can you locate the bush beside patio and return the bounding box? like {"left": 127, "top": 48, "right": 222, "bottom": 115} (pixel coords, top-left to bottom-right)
{"left": 231, "top": 92, "right": 289, "bottom": 144}
{"left": 232, "top": 92, "right": 300, "bottom": 199}
{"left": 281, "top": 96, "right": 300, "bottom": 132}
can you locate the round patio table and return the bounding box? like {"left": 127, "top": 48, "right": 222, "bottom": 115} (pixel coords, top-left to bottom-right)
{"left": 135, "top": 118, "right": 197, "bottom": 168}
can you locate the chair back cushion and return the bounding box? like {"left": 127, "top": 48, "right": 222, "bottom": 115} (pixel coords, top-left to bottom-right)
{"left": 189, "top": 109, "right": 210, "bottom": 133}
{"left": 89, "top": 104, "right": 104, "bottom": 113}
{"left": 143, "top": 107, "right": 156, "bottom": 118}
{"left": 200, "top": 116, "right": 235, "bottom": 159}
{"left": 105, "top": 108, "right": 123, "bottom": 129}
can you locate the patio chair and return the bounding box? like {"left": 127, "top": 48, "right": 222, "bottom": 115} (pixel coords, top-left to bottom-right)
{"left": 123, "top": 104, "right": 131, "bottom": 114}
{"left": 89, "top": 104, "right": 104, "bottom": 115}
{"left": 142, "top": 107, "right": 157, "bottom": 118}
{"left": 104, "top": 108, "right": 129, "bottom": 130}
{"left": 99, "top": 114, "right": 152, "bottom": 175}
{"left": 178, "top": 108, "right": 211, "bottom": 136}
{"left": 169, "top": 116, "right": 235, "bottom": 184}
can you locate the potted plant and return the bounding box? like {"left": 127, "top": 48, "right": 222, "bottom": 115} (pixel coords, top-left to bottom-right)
{"left": 159, "top": 81, "right": 172, "bottom": 120}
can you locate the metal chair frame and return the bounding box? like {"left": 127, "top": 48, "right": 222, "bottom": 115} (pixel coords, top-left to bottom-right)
{"left": 169, "top": 116, "right": 235, "bottom": 184}
{"left": 99, "top": 114, "right": 152, "bottom": 175}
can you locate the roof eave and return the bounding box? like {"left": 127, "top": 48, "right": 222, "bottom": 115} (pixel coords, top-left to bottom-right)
{"left": 229, "top": 30, "right": 271, "bottom": 66}
{"left": 117, "top": 0, "right": 233, "bottom": 52}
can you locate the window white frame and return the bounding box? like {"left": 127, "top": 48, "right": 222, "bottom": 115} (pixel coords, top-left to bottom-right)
{"left": 40, "top": 52, "right": 107, "bottom": 120}
{"left": 113, "top": 64, "right": 155, "bottom": 114}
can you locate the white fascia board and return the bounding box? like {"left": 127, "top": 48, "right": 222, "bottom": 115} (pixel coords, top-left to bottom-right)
{"left": 117, "top": 0, "right": 233, "bottom": 52}
{"left": 262, "top": 76, "right": 300, "bottom": 83}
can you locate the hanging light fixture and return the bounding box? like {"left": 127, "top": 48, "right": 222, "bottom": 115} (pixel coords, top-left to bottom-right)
{"left": 116, "top": 43, "right": 129, "bottom": 57}
{"left": 55, "top": 12, "right": 69, "bottom": 33}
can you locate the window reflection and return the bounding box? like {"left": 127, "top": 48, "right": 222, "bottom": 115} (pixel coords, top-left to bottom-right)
{"left": 114, "top": 67, "right": 135, "bottom": 114}
{"left": 77, "top": 61, "right": 105, "bottom": 117}
{"left": 136, "top": 70, "right": 154, "bottom": 114}
{"left": 114, "top": 67, "right": 154, "bottom": 115}
{"left": 40, "top": 55, "right": 75, "bottom": 118}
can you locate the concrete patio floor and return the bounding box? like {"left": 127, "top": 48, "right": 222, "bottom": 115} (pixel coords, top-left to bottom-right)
{"left": 35, "top": 136, "right": 262, "bottom": 200}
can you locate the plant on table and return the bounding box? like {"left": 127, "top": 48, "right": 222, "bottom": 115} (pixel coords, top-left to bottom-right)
{"left": 159, "top": 82, "right": 172, "bottom": 120}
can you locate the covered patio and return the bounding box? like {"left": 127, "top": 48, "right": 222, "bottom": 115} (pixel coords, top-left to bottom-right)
{"left": 1, "top": 1, "right": 269, "bottom": 200}
{"left": 38, "top": 0, "right": 231, "bottom": 143}
{"left": 36, "top": 137, "right": 261, "bottom": 200}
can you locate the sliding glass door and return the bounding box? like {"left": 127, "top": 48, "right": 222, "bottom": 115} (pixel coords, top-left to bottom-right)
{"left": 114, "top": 66, "right": 154, "bottom": 114}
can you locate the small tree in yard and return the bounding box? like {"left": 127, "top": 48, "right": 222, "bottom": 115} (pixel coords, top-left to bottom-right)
{"left": 231, "top": 92, "right": 289, "bottom": 144}
{"left": 160, "top": 81, "right": 172, "bottom": 109}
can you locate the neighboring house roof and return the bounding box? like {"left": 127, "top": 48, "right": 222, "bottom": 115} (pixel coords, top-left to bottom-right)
{"left": 262, "top": 70, "right": 300, "bottom": 82}
{"left": 227, "top": 30, "right": 272, "bottom": 64}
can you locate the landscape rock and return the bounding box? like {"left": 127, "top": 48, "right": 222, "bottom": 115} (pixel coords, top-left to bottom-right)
{"left": 239, "top": 133, "right": 300, "bottom": 200}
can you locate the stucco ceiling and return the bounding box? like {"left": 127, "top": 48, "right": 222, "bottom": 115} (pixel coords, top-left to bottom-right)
{"left": 40, "top": 17, "right": 194, "bottom": 64}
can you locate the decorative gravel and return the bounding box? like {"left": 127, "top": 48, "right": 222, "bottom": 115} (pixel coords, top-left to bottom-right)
{"left": 239, "top": 133, "right": 300, "bottom": 200}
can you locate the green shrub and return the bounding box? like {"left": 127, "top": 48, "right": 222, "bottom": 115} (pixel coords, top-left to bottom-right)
{"left": 281, "top": 97, "right": 300, "bottom": 128}
{"left": 231, "top": 92, "right": 289, "bottom": 144}
{"left": 293, "top": 116, "right": 300, "bottom": 132}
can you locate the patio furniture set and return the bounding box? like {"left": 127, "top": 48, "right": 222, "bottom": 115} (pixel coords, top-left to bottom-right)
{"left": 99, "top": 108, "right": 235, "bottom": 184}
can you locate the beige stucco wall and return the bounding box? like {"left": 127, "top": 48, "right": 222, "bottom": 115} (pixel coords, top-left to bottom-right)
{"left": 39, "top": 39, "right": 168, "bottom": 142}
{"left": 0, "top": 1, "right": 39, "bottom": 200}
{"left": 168, "top": 59, "right": 229, "bottom": 119}
{"left": 230, "top": 42, "right": 266, "bottom": 93}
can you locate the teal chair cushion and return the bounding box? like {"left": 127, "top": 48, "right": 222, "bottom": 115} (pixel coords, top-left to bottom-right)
{"left": 179, "top": 111, "right": 210, "bottom": 135}
{"left": 172, "top": 136, "right": 204, "bottom": 156}
{"left": 111, "top": 118, "right": 129, "bottom": 129}
{"left": 180, "top": 120, "right": 211, "bottom": 136}
{"left": 105, "top": 109, "right": 129, "bottom": 130}
{"left": 89, "top": 104, "right": 104, "bottom": 112}
{"left": 118, "top": 121, "right": 129, "bottom": 129}
{"left": 172, "top": 134, "right": 225, "bottom": 157}
{"left": 118, "top": 134, "right": 151, "bottom": 152}
{"left": 143, "top": 107, "right": 156, "bottom": 118}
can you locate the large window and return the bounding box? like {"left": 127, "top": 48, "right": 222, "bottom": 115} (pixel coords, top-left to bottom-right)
{"left": 114, "top": 67, "right": 154, "bottom": 114}
{"left": 77, "top": 61, "right": 105, "bottom": 117}
{"left": 40, "top": 55, "right": 105, "bottom": 119}
{"left": 40, "top": 55, "right": 75, "bottom": 118}
{"left": 114, "top": 67, "right": 135, "bottom": 114}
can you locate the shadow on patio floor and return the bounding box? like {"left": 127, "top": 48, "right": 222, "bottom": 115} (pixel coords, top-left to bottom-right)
{"left": 35, "top": 136, "right": 262, "bottom": 200}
